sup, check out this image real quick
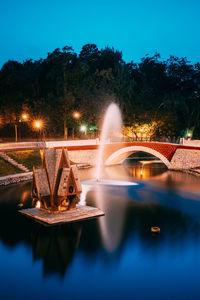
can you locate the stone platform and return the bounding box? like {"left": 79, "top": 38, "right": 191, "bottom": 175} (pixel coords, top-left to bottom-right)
{"left": 19, "top": 205, "right": 104, "bottom": 226}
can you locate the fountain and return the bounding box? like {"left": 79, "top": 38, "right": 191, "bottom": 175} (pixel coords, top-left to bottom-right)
{"left": 87, "top": 102, "right": 138, "bottom": 186}
{"left": 96, "top": 103, "right": 122, "bottom": 181}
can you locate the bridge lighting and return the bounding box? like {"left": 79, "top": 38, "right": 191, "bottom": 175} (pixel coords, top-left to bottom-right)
{"left": 140, "top": 165, "right": 143, "bottom": 176}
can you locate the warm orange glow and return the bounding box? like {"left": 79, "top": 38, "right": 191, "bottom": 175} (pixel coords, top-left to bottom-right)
{"left": 22, "top": 113, "right": 28, "bottom": 120}
{"left": 35, "top": 121, "right": 41, "bottom": 128}
{"left": 35, "top": 201, "right": 41, "bottom": 208}
{"left": 33, "top": 120, "right": 42, "bottom": 129}
{"left": 73, "top": 111, "right": 80, "bottom": 119}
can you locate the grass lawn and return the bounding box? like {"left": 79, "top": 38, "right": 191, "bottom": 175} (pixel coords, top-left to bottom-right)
{"left": 0, "top": 149, "right": 76, "bottom": 177}
{"left": 0, "top": 158, "right": 23, "bottom": 176}
{"left": 6, "top": 150, "right": 42, "bottom": 171}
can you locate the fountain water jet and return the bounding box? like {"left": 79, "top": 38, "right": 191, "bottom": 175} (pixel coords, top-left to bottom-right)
{"left": 96, "top": 103, "right": 122, "bottom": 181}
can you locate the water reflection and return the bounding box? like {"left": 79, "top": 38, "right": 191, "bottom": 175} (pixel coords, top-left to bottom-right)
{"left": 80, "top": 180, "right": 200, "bottom": 256}
{"left": 31, "top": 223, "right": 82, "bottom": 277}
{"left": 0, "top": 161, "right": 200, "bottom": 285}
{"left": 0, "top": 191, "right": 82, "bottom": 277}
{"left": 124, "top": 159, "right": 167, "bottom": 179}
{"left": 93, "top": 185, "right": 128, "bottom": 252}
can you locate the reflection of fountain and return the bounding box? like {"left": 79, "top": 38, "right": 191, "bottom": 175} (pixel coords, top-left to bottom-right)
{"left": 96, "top": 103, "right": 122, "bottom": 181}
{"left": 81, "top": 182, "right": 129, "bottom": 252}
{"left": 94, "top": 185, "right": 128, "bottom": 252}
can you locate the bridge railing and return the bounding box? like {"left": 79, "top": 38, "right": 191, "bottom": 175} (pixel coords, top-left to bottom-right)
{"left": 122, "top": 136, "right": 181, "bottom": 144}
{"left": 0, "top": 139, "right": 100, "bottom": 152}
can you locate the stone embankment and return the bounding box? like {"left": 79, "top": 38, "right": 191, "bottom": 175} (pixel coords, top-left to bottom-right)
{"left": 183, "top": 168, "right": 200, "bottom": 176}
{"left": 0, "top": 164, "right": 91, "bottom": 186}
{"left": 0, "top": 172, "right": 33, "bottom": 186}
{"left": 169, "top": 149, "right": 200, "bottom": 170}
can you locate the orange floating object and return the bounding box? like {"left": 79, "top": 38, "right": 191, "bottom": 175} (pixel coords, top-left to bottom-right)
{"left": 151, "top": 226, "right": 160, "bottom": 233}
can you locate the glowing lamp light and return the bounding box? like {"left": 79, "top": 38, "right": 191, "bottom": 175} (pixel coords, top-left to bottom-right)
{"left": 22, "top": 114, "right": 28, "bottom": 120}
{"left": 73, "top": 111, "right": 80, "bottom": 119}
{"left": 35, "top": 121, "right": 41, "bottom": 128}
{"left": 80, "top": 125, "right": 86, "bottom": 131}
{"left": 80, "top": 125, "right": 86, "bottom": 132}
{"left": 35, "top": 201, "right": 41, "bottom": 208}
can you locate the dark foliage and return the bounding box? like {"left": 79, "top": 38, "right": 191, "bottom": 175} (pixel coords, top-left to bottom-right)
{"left": 0, "top": 44, "right": 199, "bottom": 139}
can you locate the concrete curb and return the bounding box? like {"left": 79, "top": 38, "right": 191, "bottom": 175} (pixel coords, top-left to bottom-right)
{"left": 0, "top": 172, "right": 33, "bottom": 186}
{"left": 0, "top": 164, "right": 92, "bottom": 186}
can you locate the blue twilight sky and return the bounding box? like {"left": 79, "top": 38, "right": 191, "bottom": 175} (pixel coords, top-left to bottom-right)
{"left": 0, "top": 0, "right": 200, "bottom": 68}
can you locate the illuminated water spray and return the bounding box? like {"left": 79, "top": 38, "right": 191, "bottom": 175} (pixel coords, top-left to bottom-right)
{"left": 96, "top": 103, "right": 122, "bottom": 180}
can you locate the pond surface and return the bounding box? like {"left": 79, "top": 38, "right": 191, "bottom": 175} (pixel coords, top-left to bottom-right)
{"left": 0, "top": 160, "right": 200, "bottom": 300}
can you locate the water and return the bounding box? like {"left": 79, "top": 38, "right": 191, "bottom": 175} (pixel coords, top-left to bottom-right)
{"left": 96, "top": 103, "right": 122, "bottom": 180}
{"left": 1, "top": 161, "right": 200, "bottom": 300}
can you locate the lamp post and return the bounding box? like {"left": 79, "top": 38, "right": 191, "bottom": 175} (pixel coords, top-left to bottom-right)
{"left": 14, "top": 113, "right": 29, "bottom": 142}
{"left": 72, "top": 111, "right": 81, "bottom": 138}
{"left": 14, "top": 124, "right": 18, "bottom": 142}
{"left": 33, "top": 120, "right": 43, "bottom": 140}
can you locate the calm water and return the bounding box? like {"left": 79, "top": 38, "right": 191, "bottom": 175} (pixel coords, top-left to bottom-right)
{"left": 1, "top": 160, "right": 200, "bottom": 300}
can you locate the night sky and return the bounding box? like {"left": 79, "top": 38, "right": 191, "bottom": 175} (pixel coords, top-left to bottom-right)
{"left": 1, "top": 0, "right": 200, "bottom": 67}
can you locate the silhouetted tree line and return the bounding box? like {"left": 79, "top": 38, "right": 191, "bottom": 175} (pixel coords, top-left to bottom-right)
{"left": 0, "top": 44, "right": 200, "bottom": 140}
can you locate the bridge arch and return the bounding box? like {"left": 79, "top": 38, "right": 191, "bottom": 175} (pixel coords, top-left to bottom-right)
{"left": 105, "top": 146, "right": 170, "bottom": 167}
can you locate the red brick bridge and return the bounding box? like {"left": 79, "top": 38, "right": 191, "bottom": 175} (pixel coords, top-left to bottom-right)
{"left": 1, "top": 140, "right": 200, "bottom": 169}
{"left": 64, "top": 141, "right": 200, "bottom": 169}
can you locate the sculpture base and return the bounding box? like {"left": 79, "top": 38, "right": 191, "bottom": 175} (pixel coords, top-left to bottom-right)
{"left": 19, "top": 204, "right": 104, "bottom": 226}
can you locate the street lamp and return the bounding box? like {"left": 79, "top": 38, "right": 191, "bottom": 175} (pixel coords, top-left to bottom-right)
{"left": 33, "top": 120, "right": 43, "bottom": 140}
{"left": 14, "top": 113, "right": 29, "bottom": 142}
{"left": 34, "top": 121, "right": 42, "bottom": 129}
{"left": 72, "top": 111, "right": 81, "bottom": 139}
{"left": 73, "top": 111, "right": 80, "bottom": 119}
{"left": 21, "top": 113, "right": 28, "bottom": 121}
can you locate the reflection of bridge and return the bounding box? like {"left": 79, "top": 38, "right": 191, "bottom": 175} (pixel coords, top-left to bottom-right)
{"left": 1, "top": 140, "right": 200, "bottom": 169}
